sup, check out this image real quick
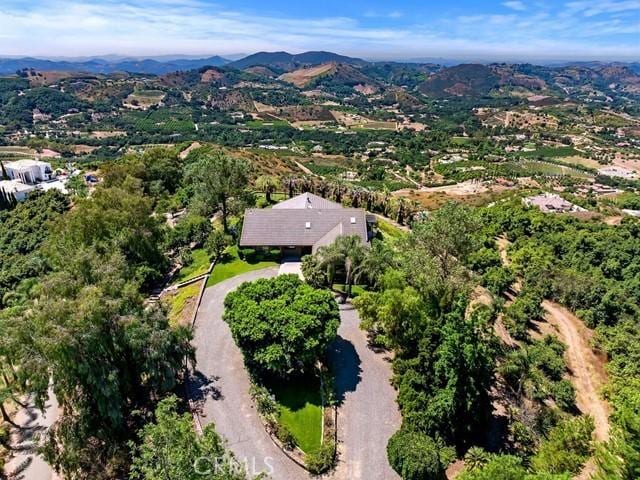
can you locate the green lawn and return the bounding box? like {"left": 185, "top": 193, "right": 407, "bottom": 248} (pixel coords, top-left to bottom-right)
{"left": 270, "top": 375, "right": 323, "bottom": 454}
{"left": 173, "top": 248, "right": 211, "bottom": 284}
{"left": 451, "top": 136, "right": 472, "bottom": 146}
{"left": 206, "top": 246, "right": 279, "bottom": 287}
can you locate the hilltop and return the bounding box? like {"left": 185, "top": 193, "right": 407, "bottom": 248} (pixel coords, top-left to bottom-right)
{"left": 228, "top": 50, "right": 367, "bottom": 71}
{"left": 278, "top": 62, "right": 373, "bottom": 88}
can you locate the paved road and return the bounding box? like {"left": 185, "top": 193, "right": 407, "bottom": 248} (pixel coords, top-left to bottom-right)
{"left": 189, "top": 268, "right": 401, "bottom": 480}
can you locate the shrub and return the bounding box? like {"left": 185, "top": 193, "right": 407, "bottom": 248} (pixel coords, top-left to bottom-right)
{"left": 552, "top": 379, "right": 576, "bottom": 411}
{"left": 305, "top": 440, "right": 335, "bottom": 474}
{"left": 275, "top": 423, "right": 296, "bottom": 450}
{"left": 531, "top": 416, "right": 594, "bottom": 475}
{"left": 205, "top": 227, "right": 232, "bottom": 261}
{"left": 387, "top": 429, "right": 454, "bottom": 480}
{"left": 301, "top": 255, "right": 327, "bottom": 288}
{"left": 250, "top": 383, "right": 277, "bottom": 416}
{"left": 481, "top": 266, "right": 515, "bottom": 296}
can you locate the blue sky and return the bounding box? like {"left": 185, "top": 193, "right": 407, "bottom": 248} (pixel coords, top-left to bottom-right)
{"left": 0, "top": 0, "right": 638, "bottom": 61}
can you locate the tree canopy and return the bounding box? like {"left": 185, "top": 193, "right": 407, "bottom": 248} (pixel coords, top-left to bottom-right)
{"left": 224, "top": 274, "right": 339, "bottom": 377}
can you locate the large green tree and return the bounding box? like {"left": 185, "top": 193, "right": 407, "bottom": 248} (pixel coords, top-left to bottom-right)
{"left": 186, "top": 151, "right": 250, "bottom": 233}
{"left": 224, "top": 275, "right": 339, "bottom": 377}
{"left": 130, "top": 395, "right": 246, "bottom": 480}
{"left": 400, "top": 202, "right": 481, "bottom": 312}
{"left": 387, "top": 429, "right": 454, "bottom": 480}
{"left": 46, "top": 179, "right": 167, "bottom": 288}
{"left": 2, "top": 184, "right": 193, "bottom": 478}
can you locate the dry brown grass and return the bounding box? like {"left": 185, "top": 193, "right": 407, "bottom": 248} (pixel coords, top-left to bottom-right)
{"left": 279, "top": 63, "right": 335, "bottom": 87}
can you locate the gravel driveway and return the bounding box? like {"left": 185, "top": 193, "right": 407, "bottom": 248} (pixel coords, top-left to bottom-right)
{"left": 189, "top": 268, "right": 400, "bottom": 480}
{"left": 328, "top": 303, "right": 401, "bottom": 480}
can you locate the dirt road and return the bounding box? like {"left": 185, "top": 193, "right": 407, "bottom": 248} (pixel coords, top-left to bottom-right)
{"left": 542, "top": 301, "right": 610, "bottom": 441}
{"left": 496, "top": 237, "right": 610, "bottom": 442}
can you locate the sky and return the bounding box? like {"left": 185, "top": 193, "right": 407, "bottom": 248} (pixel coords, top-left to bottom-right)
{"left": 0, "top": 0, "right": 638, "bottom": 62}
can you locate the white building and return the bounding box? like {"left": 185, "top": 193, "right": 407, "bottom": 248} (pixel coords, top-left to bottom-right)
{"left": 4, "top": 159, "right": 54, "bottom": 184}
{"left": 0, "top": 180, "right": 36, "bottom": 202}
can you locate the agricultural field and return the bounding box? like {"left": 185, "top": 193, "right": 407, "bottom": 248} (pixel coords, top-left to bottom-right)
{"left": 122, "top": 108, "right": 195, "bottom": 135}
{"left": 124, "top": 89, "right": 165, "bottom": 109}
{"left": 245, "top": 119, "right": 290, "bottom": 129}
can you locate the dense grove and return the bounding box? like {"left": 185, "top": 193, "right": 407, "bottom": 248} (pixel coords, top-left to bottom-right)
{"left": 1, "top": 137, "right": 640, "bottom": 479}
{"left": 477, "top": 203, "right": 640, "bottom": 478}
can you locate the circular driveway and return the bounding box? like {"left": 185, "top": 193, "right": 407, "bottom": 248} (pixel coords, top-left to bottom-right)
{"left": 189, "top": 268, "right": 400, "bottom": 479}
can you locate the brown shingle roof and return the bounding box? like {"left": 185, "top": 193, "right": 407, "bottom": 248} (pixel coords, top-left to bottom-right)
{"left": 271, "top": 192, "right": 343, "bottom": 210}
{"left": 240, "top": 208, "right": 368, "bottom": 248}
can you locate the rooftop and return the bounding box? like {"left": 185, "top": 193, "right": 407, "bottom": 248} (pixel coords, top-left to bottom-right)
{"left": 524, "top": 193, "right": 587, "bottom": 213}
{"left": 0, "top": 179, "right": 36, "bottom": 193}
{"left": 4, "top": 159, "right": 51, "bottom": 170}
{"left": 240, "top": 193, "right": 369, "bottom": 250}
{"left": 272, "top": 192, "right": 343, "bottom": 210}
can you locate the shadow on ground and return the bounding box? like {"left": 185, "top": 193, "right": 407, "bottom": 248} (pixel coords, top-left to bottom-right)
{"left": 189, "top": 369, "right": 223, "bottom": 410}
{"left": 326, "top": 335, "right": 362, "bottom": 405}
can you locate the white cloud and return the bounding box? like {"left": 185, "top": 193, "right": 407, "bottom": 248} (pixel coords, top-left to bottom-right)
{"left": 503, "top": 1, "right": 527, "bottom": 11}
{"left": 0, "top": 0, "right": 637, "bottom": 61}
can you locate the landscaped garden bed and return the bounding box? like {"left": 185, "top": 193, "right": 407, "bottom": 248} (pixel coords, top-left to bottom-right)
{"left": 223, "top": 274, "right": 340, "bottom": 473}
{"left": 250, "top": 369, "right": 337, "bottom": 474}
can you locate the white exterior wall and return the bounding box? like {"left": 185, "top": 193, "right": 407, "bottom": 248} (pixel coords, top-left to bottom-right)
{"left": 0, "top": 180, "right": 35, "bottom": 202}
{"left": 4, "top": 160, "right": 52, "bottom": 184}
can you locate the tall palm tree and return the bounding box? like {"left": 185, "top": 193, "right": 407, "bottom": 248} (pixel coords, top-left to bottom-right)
{"left": 254, "top": 175, "right": 279, "bottom": 203}
{"left": 316, "top": 235, "right": 366, "bottom": 297}
{"left": 283, "top": 175, "right": 296, "bottom": 198}
{"left": 353, "top": 240, "right": 395, "bottom": 289}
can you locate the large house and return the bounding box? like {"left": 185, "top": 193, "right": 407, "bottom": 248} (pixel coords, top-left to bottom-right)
{"left": 523, "top": 192, "right": 587, "bottom": 214}
{"left": 1, "top": 159, "right": 61, "bottom": 202}
{"left": 240, "top": 192, "right": 374, "bottom": 256}
{"left": 4, "top": 159, "right": 54, "bottom": 184}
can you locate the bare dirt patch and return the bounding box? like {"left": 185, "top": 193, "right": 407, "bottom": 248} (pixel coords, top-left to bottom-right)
{"left": 90, "top": 130, "right": 127, "bottom": 139}
{"left": 179, "top": 142, "right": 202, "bottom": 159}
{"left": 396, "top": 182, "right": 516, "bottom": 209}
{"left": 612, "top": 157, "right": 640, "bottom": 175}
{"left": 279, "top": 63, "right": 335, "bottom": 88}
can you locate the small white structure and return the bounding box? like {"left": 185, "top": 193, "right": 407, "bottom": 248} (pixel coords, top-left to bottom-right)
{"left": 0, "top": 179, "right": 36, "bottom": 202}
{"left": 4, "top": 159, "right": 54, "bottom": 184}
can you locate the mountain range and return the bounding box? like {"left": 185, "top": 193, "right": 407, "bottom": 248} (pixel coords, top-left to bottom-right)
{"left": 0, "top": 51, "right": 367, "bottom": 76}
{"left": 0, "top": 56, "right": 230, "bottom": 75}
{"left": 2, "top": 51, "right": 640, "bottom": 78}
